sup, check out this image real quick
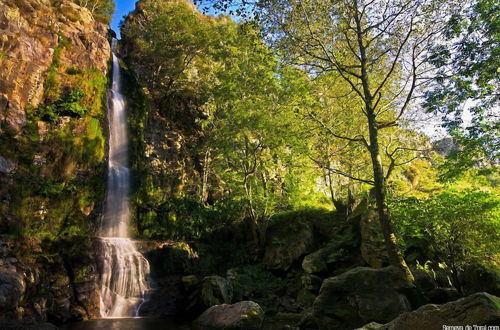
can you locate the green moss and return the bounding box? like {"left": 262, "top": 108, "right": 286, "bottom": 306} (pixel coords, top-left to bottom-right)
{"left": 2, "top": 61, "right": 107, "bottom": 243}
{"left": 0, "top": 51, "right": 9, "bottom": 60}
{"left": 74, "top": 266, "right": 90, "bottom": 284}
{"left": 44, "top": 32, "right": 71, "bottom": 102}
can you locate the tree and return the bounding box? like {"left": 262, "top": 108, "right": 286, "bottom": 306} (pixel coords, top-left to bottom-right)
{"left": 204, "top": 24, "right": 318, "bottom": 249}
{"left": 121, "top": 0, "right": 217, "bottom": 106}
{"left": 74, "top": 0, "right": 115, "bottom": 24}
{"left": 121, "top": 0, "right": 323, "bottom": 243}
{"left": 425, "top": 0, "right": 499, "bottom": 180}
{"left": 285, "top": 68, "right": 430, "bottom": 214}
{"left": 242, "top": 0, "right": 456, "bottom": 280}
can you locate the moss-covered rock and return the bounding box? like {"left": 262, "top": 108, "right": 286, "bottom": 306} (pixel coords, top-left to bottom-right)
{"left": 301, "top": 218, "right": 362, "bottom": 276}
{"left": 296, "top": 288, "right": 316, "bottom": 307}
{"left": 357, "top": 293, "right": 500, "bottom": 330}
{"left": 302, "top": 250, "right": 327, "bottom": 274}
{"left": 194, "top": 301, "right": 264, "bottom": 330}
{"left": 312, "top": 266, "right": 415, "bottom": 329}
{"left": 301, "top": 274, "right": 323, "bottom": 293}
{"left": 200, "top": 276, "right": 233, "bottom": 308}
{"left": 349, "top": 200, "right": 388, "bottom": 268}
{"left": 262, "top": 210, "right": 322, "bottom": 271}
{"left": 0, "top": 0, "right": 110, "bottom": 323}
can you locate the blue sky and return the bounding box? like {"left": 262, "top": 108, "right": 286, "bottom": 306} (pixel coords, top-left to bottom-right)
{"left": 111, "top": 0, "right": 138, "bottom": 38}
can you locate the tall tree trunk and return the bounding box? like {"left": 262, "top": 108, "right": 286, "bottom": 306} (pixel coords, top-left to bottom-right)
{"left": 367, "top": 110, "right": 414, "bottom": 281}
{"left": 353, "top": 0, "right": 414, "bottom": 281}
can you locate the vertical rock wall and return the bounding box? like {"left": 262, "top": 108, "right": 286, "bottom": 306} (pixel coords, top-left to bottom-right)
{"left": 0, "top": 0, "right": 111, "bottom": 323}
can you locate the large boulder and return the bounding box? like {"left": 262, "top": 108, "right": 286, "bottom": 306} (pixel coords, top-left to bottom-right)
{"left": 263, "top": 214, "right": 317, "bottom": 271}
{"left": 194, "top": 301, "right": 264, "bottom": 329}
{"left": 302, "top": 226, "right": 361, "bottom": 275}
{"left": 262, "top": 209, "right": 351, "bottom": 271}
{"left": 312, "top": 266, "right": 416, "bottom": 329}
{"left": 302, "top": 249, "right": 327, "bottom": 274}
{"left": 200, "top": 276, "right": 233, "bottom": 308}
{"left": 461, "top": 265, "right": 500, "bottom": 296}
{"left": 357, "top": 292, "right": 500, "bottom": 330}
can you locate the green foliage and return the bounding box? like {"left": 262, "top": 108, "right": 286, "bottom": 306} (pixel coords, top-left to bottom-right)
{"left": 139, "top": 197, "right": 213, "bottom": 240}
{"left": 44, "top": 32, "right": 71, "bottom": 102}
{"left": 121, "top": 0, "right": 217, "bottom": 106}
{"left": 121, "top": 2, "right": 497, "bottom": 284}
{"left": 122, "top": 1, "right": 326, "bottom": 242}
{"left": 1, "top": 61, "right": 107, "bottom": 243}
{"left": 390, "top": 188, "right": 500, "bottom": 289}
{"left": 122, "top": 0, "right": 437, "bottom": 246}
{"left": 230, "top": 264, "right": 284, "bottom": 300}
{"left": 425, "top": 0, "right": 499, "bottom": 178}
{"left": 36, "top": 89, "right": 87, "bottom": 122}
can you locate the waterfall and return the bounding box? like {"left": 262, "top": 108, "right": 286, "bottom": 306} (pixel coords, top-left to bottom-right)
{"left": 97, "top": 38, "right": 151, "bottom": 318}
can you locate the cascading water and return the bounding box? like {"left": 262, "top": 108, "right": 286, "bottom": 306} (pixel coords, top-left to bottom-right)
{"left": 97, "top": 38, "right": 151, "bottom": 318}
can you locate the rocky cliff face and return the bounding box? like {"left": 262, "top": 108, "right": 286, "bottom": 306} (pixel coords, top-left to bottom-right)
{"left": 0, "top": 0, "right": 110, "bottom": 323}
{"left": 0, "top": 0, "right": 109, "bottom": 134}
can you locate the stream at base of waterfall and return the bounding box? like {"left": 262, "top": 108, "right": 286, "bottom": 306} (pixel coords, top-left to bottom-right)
{"left": 97, "top": 38, "right": 151, "bottom": 318}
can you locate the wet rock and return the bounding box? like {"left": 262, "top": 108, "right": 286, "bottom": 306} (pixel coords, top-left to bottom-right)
{"left": 194, "top": 301, "right": 264, "bottom": 330}
{"left": 312, "top": 266, "right": 415, "bottom": 329}
{"left": 139, "top": 275, "right": 181, "bottom": 317}
{"left": 138, "top": 241, "right": 199, "bottom": 277}
{"left": 357, "top": 292, "right": 500, "bottom": 330}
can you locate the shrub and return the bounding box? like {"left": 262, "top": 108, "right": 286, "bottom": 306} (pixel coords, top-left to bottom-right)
{"left": 38, "top": 88, "right": 87, "bottom": 122}
{"left": 390, "top": 189, "right": 500, "bottom": 293}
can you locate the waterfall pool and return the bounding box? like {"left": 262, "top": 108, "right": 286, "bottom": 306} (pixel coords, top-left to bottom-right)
{"left": 60, "top": 318, "right": 200, "bottom": 330}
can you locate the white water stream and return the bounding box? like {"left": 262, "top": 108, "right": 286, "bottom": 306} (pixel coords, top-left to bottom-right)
{"left": 97, "top": 39, "right": 151, "bottom": 318}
